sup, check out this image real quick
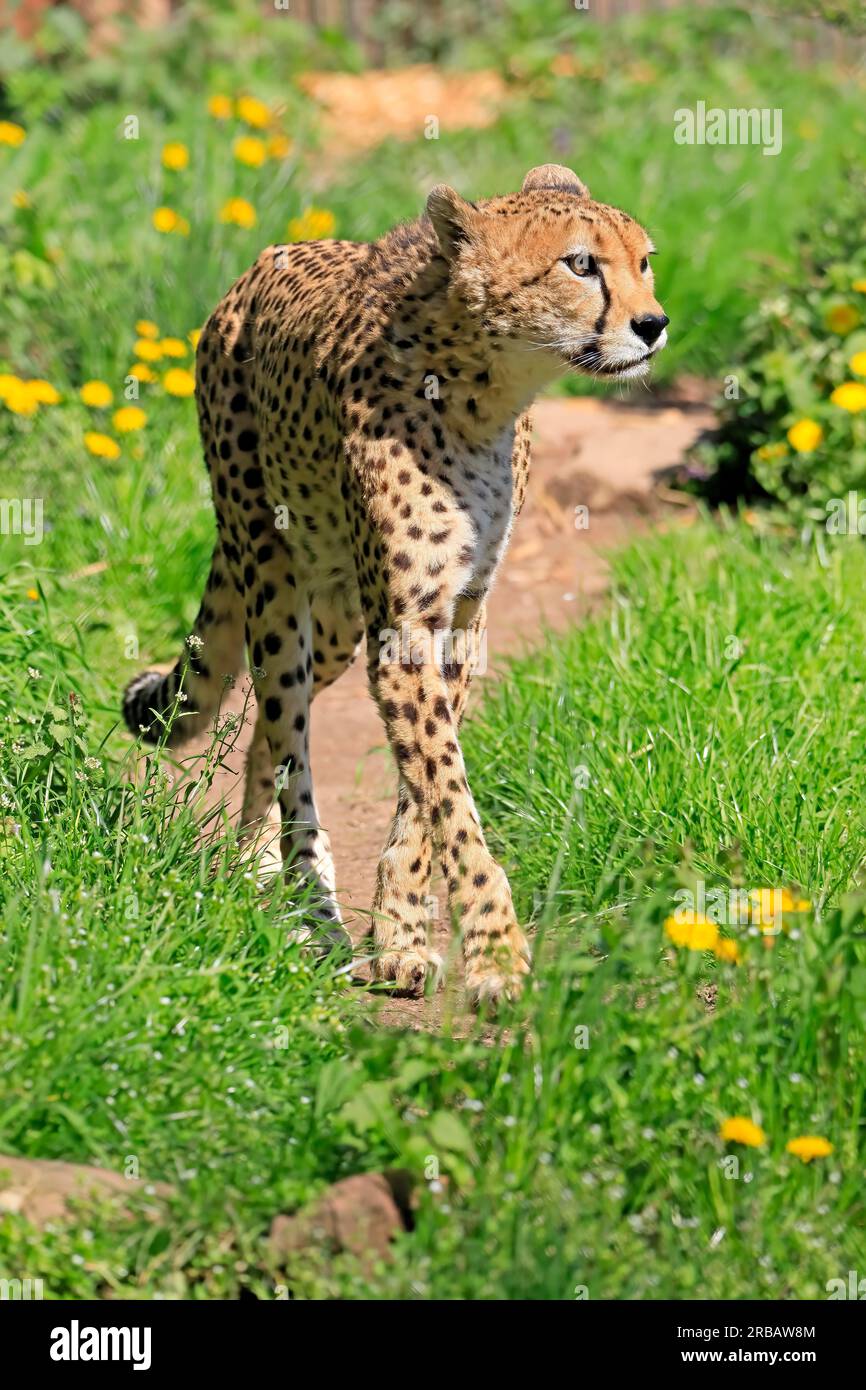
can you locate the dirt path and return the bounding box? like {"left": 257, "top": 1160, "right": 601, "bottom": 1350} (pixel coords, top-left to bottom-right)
{"left": 298, "top": 66, "right": 506, "bottom": 167}
{"left": 165, "top": 395, "right": 711, "bottom": 1027}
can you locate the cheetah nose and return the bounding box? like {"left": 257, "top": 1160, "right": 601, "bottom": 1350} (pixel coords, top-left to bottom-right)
{"left": 630, "top": 313, "right": 669, "bottom": 347}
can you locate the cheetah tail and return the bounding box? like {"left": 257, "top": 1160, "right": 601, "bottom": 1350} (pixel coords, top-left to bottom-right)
{"left": 122, "top": 664, "right": 197, "bottom": 746}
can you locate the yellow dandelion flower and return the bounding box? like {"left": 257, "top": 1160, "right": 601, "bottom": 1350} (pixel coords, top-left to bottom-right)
{"left": 159, "top": 337, "right": 188, "bottom": 358}
{"left": 175, "top": 215, "right": 190, "bottom": 237}
{"left": 236, "top": 95, "right": 270, "bottom": 129}
{"left": 825, "top": 304, "right": 860, "bottom": 335}
{"left": 135, "top": 319, "right": 159, "bottom": 339}
{"left": 0, "top": 373, "right": 21, "bottom": 400}
{"left": 720, "top": 1117, "right": 766, "bottom": 1148}
{"left": 163, "top": 367, "right": 196, "bottom": 397}
{"left": 0, "top": 121, "right": 26, "bottom": 147}
{"left": 3, "top": 380, "right": 39, "bottom": 415}
{"left": 219, "top": 196, "right": 257, "bottom": 229}
{"left": 128, "top": 363, "right": 156, "bottom": 383}
{"left": 80, "top": 380, "right": 113, "bottom": 408}
{"left": 852, "top": 279, "right": 866, "bottom": 294}
{"left": 831, "top": 382, "right": 866, "bottom": 413}
{"left": 233, "top": 136, "right": 267, "bottom": 168}
{"left": 188, "top": 328, "right": 202, "bottom": 350}
{"left": 664, "top": 914, "right": 718, "bottom": 952}
{"left": 287, "top": 206, "right": 336, "bottom": 242}
{"left": 84, "top": 431, "right": 121, "bottom": 459}
{"left": 12, "top": 190, "right": 31, "bottom": 210}
{"left": 749, "top": 888, "right": 788, "bottom": 930}
{"left": 686, "top": 918, "right": 718, "bottom": 950}
{"left": 134, "top": 339, "right": 163, "bottom": 362}
{"left": 267, "top": 133, "right": 292, "bottom": 160}
{"left": 786, "top": 1135, "right": 833, "bottom": 1163}
{"left": 849, "top": 351, "right": 866, "bottom": 378}
{"left": 207, "top": 94, "right": 233, "bottom": 120}
{"left": 310, "top": 209, "right": 335, "bottom": 238}
{"left": 714, "top": 937, "right": 741, "bottom": 965}
{"left": 27, "top": 380, "right": 60, "bottom": 405}
{"left": 664, "top": 916, "right": 692, "bottom": 947}
{"left": 749, "top": 887, "right": 807, "bottom": 924}
{"left": 27, "top": 587, "right": 39, "bottom": 601}
{"left": 786, "top": 419, "right": 822, "bottom": 453}
{"left": 755, "top": 442, "right": 788, "bottom": 462}
{"left": 769, "top": 889, "right": 809, "bottom": 915}
{"left": 153, "top": 206, "right": 179, "bottom": 233}
{"left": 113, "top": 405, "right": 147, "bottom": 432}
{"left": 162, "top": 141, "right": 189, "bottom": 171}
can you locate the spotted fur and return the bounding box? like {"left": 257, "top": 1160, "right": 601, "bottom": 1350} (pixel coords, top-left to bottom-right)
{"left": 122, "top": 164, "right": 668, "bottom": 1005}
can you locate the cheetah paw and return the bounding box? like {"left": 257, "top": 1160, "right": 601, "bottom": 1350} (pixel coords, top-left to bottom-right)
{"left": 465, "top": 949, "right": 530, "bottom": 1011}
{"left": 373, "top": 947, "right": 443, "bottom": 997}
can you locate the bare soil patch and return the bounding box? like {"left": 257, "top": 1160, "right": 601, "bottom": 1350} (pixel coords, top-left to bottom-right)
{"left": 298, "top": 65, "right": 506, "bottom": 162}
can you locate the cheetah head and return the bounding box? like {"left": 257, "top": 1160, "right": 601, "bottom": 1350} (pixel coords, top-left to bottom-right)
{"left": 426, "top": 164, "right": 668, "bottom": 383}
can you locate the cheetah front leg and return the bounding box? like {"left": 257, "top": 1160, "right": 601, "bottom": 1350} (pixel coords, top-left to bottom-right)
{"left": 370, "top": 777, "right": 441, "bottom": 994}
{"left": 433, "top": 599, "right": 531, "bottom": 1003}
{"left": 367, "top": 598, "right": 489, "bottom": 994}
{"left": 369, "top": 637, "right": 530, "bottom": 1007}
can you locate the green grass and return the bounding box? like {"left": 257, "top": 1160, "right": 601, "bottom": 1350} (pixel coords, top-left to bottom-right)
{"left": 2, "top": 519, "right": 866, "bottom": 1297}
{"left": 466, "top": 513, "right": 866, "bottom": 920}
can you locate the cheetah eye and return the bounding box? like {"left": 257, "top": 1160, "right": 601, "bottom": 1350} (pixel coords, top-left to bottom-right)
{"left": 562, "top": 252, "right": 597, "bottom": 279}
{"left": 640, "top": 256, "right": 649, "bottom": 273}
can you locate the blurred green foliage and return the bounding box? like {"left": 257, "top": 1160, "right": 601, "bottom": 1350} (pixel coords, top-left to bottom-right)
{"left": 0, "top": 5, "right": 864, "bottom": 394}
{"left": 687, "top": 180, "right": 866, "bottom": 517}
{"left": 0, "top": 3, "right": 361, "bottom": 123}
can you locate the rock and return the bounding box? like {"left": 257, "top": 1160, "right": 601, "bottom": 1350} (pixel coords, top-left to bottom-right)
{"left": 0, "top": 1154, "right": 172, "bottom": 1226}
{"left": 268, "top": 1171, "right": 412, "bottom": 1270}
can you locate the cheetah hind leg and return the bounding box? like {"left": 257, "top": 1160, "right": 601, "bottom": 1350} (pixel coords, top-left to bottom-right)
{"left": 122, "top": 544, "right": 244, "bottom": 746}
{"left": 239, "top": 706, "right": 351, "bottom": 961}
{"left": 245, "top": 613, "right": 354, "bottom": 961}
{"left": 238, "top": 710, "right": 286, "bottom": 884}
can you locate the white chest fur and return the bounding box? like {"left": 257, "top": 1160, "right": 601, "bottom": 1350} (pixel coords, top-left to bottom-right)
{"left": 450, "top": 425, "right": 517, "bottom": 598}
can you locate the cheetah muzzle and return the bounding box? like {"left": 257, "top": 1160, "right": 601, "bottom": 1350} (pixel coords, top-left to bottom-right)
{"left": 122, "top": 162, "right": 668, "bottom": 1008}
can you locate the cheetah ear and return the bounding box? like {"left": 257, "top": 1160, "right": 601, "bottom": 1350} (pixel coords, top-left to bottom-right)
{"left": 521, "top": 164, "right": 589, "bottom": 197}
{"left": 426, "top": 184, "right": 480, "bottom": 256}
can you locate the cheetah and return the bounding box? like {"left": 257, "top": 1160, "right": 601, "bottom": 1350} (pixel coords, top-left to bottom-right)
{"left": 123, "top": 163, "right": 668, "bottom": 1006}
